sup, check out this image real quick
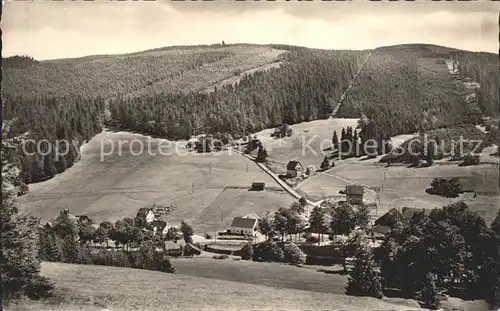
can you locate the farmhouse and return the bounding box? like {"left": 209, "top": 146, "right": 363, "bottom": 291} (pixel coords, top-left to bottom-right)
{"left": 136, "top": 208, "right": 156, "bottom": 224}
{"left": 345, "top": 185, "right": 364, "bottom": 205}
{"left": 372, "top": 208, "right": 402, "bottom": 234}
{"left": 228, "top": 217, "right": 258, "bottom": 236}
{"left": 149, "top": 220, "right": 170, "bottom": 237}
{"left": 286, "top": 160, "right": 304, "bottom": 178}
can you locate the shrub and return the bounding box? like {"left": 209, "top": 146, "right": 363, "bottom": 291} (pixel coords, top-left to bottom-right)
{"left": 252, "top": 241, "right": 284, "bottom": 262}
{"left": 241, "top": 243, "right": 253, "bottom": 260}
{"left": 426, "top": 177, "right": 463, "bottom": 198}
{"left": 283, "top": 243, "right": 306, "bottom": 265}
{"left": 459, "top": 154, "right": 480, "bottom": 166}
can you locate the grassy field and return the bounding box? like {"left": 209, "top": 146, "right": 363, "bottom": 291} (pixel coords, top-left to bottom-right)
{"left": 19, "top": 130, "right": 293, "bottom": 229}
{"left": 253, "top": 118, "right": 359, "bottom": 172}
{"left": 4, "top": 44, "right": 284, "bottom": 98}
{"left": 301, "top": 156, "right": 499, "bottom": 223}
{"left": 6, "top": 262, "right": 424, "bottom": 311}
{"left": 191, "top": 187, "right": 295, "bottom": 233}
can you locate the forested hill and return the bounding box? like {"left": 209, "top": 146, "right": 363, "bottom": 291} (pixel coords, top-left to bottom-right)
{"left": 2, "top": 43, "right": 499, "bottom": 185}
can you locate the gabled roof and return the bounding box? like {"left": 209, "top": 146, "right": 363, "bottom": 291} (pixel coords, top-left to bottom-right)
{"left": 401, "top": 207, "right": 428, "bottom": 219}
{"left": 375, "top": 208, "right": 402, "bottom": 226}
{"left": 243, "top": 213, "right": 260, "bottom": 220}
{"left": 287, "top": 160, "right": 303, "bottom": 170}
{"left": 137, "top": 207, "right": 153, "bottom": 217}
{"left": 230, "top": 217, "right": 258, "bottom": 229}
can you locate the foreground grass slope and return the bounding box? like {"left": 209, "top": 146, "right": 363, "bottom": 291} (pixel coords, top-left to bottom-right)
{"left": 7, "top": 262, "right": 422, "bottom": 311}
{"left": 3, "top": 44, "right": 283, "bottom": 98}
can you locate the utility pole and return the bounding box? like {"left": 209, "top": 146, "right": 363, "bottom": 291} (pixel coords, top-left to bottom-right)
{"left": 191, "top": 182, "right": 194, "bottom": 194}
{"left": 246, "top": 163, "right": 248, "bottom": 173}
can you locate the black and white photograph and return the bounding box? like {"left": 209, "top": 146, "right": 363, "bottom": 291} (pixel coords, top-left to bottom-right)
{"left": 1, "top": 1, "right": 499, "bottom": 310}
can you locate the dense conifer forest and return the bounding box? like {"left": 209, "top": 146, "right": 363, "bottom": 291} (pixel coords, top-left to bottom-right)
{"left": 108, "top": 48, "right": 369, "bottom": 139}
{"left": 3, "top": 96, "right": 105, "bottom": 186}
{"left": 336, "top": 45, "right": 486, "bottom": 140}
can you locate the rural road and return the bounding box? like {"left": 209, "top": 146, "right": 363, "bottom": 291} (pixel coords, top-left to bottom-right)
{"left": 231, "top": 148, "right": 320, "bottom": 207}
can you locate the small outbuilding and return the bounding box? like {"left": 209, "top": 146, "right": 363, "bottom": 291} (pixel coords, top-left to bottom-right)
{"left": 251, "top": 182, "right": 266, "bottom": 191}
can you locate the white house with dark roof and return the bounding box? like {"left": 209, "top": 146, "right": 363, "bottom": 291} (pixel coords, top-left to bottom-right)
{"left": 228, "top": 217, "right": 258, "bottom": 236}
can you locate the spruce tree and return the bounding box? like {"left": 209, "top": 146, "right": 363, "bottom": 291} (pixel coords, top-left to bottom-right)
{"left": 332, "top": 131, "right": 339, "bottom": 148}
{"left": 320, "top": 156, "right": 330, "bottom": 171}
{"left": 346, "top": 244, "right": 383, "bottom": 299}
{"left": 418, "top": 273, "right": 440, "bottom": 310}
{"left": 1, "top": 124, "right": 53, "bottom": 300}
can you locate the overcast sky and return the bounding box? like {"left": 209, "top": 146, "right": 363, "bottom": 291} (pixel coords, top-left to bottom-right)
{"left": 2, "top": 0, "right": 498, "bottom": 60}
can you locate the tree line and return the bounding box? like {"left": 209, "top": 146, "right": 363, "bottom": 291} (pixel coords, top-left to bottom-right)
{"left": 38, "top": 212, "right": 176, "bottom": 273}
{"left": 3, "top": 95, "right": 105, "bottom": 187}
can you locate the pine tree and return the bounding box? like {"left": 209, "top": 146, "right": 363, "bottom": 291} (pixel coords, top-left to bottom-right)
{"left": 1, "top": 124, "right": 53, "bottom": 300}
{"left": 320, "top": 156, "right": 330, "bottom": 171}
{"left": 346, "top": 244, "right": 383, "bottom": 299}
{"left": 418, "top": 273, "right": 440, "bottom": 310}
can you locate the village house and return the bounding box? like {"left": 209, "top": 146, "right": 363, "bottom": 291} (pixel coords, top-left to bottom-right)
{"left": 371, "top": 207, "right": 429, "bottom": 235}
{"left": 286, "top": 160, "right": 304, "bottom": 178}
{"left": 136, "top": 207, "right": 156, "bottom": 224}
{"left": 372, "top": 208, "right": 402, "bottom": 235}
{"left": 345, "top": 184, "right": 364, "bottom": 205}
{"left": 149, "top": 220, "right": 171, "bottom": 237}
{"left": 228, "top": 216, "right": 258, "bottom": 236}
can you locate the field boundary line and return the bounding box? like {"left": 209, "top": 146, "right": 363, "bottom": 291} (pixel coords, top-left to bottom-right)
{"left": 231, "top": 149, "right": 320, "bottom": 207}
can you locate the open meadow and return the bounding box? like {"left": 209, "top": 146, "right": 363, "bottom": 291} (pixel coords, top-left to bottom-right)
{"left": 5, "top": 262, "right": 424, "bottom": 311}
{"left": 300, "top": 156, "right": 499, "bottom": 223}
{"left": 192, "top": 186, "right": 295, "bottom": 233}
{"left": 253, "top": 118, "right": 359, "bottom": 172}
{"left": 19, "top": 130, "right": 294, "bottom": 230}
